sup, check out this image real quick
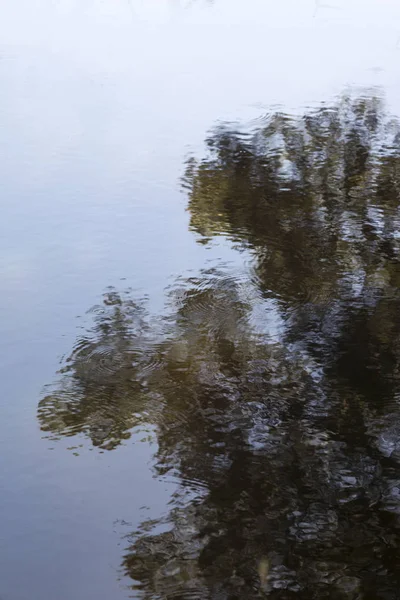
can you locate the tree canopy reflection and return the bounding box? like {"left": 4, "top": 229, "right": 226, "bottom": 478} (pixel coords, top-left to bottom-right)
{"left": 39, "top": 94, "right": 400, "bottom": 598}
{"left": 184, "top": 94, "right": 400, "bottom": 404}
{"left": 38, "top": 290, "right": 153, "bottom": 449}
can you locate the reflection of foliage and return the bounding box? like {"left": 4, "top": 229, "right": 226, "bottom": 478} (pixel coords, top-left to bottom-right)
{"left": 184, "top": 95, "right": 400, "bottom": 307}
{"left": 127, "top": 95, "right": 400, "bottom": 599}
{"left": 40, "top": 94, "right": 400, "bottom": 598}
{"left": 184, "top": 95, "right": 400, "bottom": 401}
{"left": 38, "top": 290, "right": 151, "bottom": 449}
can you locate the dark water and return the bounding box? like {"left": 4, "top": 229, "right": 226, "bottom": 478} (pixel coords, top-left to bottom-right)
{"left": 2, "top": 2, "right": 400, "bottom": 599}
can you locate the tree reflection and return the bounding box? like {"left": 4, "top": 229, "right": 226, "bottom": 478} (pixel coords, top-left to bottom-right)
{"left": 38, "top": 289, "right": 152, "bottom": 449}
{"left": 39, "top": 94, "right": 400, "bottom": 598}
{"left": 184, "top": 94, "right": 400, "bottom": 404}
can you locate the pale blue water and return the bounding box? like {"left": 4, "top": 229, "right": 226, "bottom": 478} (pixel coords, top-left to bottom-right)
{"left": 1, "top": 1, "right": 400, "bottom": 598}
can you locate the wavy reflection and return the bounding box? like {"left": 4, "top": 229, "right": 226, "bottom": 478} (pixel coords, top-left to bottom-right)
{"left": 38, "top": 290, "right": 152, "bottom": 450}
{"left": 39, "top": 93, "right": 400, "bottom": 598}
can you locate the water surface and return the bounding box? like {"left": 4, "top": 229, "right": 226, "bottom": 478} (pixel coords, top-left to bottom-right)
{"left": 2, "top": 1, "right": 400, "bottom": 599}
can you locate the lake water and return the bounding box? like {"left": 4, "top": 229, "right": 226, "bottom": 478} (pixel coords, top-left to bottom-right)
{"left": 2, "top": 1, "right": 400, "bottom": 598}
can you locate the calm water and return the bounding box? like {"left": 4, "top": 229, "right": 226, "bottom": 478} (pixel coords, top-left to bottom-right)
{"left": 2, "top": 1, "right": 400, "bottom": 599}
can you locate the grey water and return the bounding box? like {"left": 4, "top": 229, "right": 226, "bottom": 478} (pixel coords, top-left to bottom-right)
{"left": 2, "top": 1, "right": 400, "bottom": 599}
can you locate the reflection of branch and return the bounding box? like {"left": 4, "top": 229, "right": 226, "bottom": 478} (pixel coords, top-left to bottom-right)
{"left": 127, "top": 0, "right": 135, "bottom": 19}
{"left": 314, "top": 0, "right": 340, "bottom": 18}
